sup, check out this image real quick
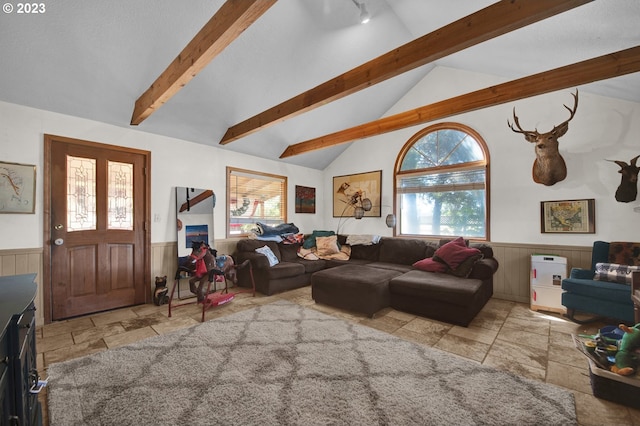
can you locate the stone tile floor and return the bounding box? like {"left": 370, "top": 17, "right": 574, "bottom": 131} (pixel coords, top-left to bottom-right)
{"left": 36, "top": 287, "right": 640, "bottom": 426}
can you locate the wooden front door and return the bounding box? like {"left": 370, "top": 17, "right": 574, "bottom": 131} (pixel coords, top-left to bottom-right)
{"left": 44, "top": 135, "right": 150, "bottom": 322}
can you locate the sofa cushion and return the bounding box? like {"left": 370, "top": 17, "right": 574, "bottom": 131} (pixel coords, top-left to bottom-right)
{"left": 255, "top": 245, "right": 279, "bottom": 267}
{"left": 412, "top": 257, "right": 447, "bottom": 273}
{"left": 294, "top": 258, "right": 327, "bottom": 274}
{"left": 561, "top": 277, "right": 633, "bottom": 305}
{"left": 350, "top": 243, "right": 381, "bottom": 261}
{"left": 237, "top": 239, "right": 282, "bottom": 261}
{"left": 264, "top": 262, "right": 306, "bottom": 280}
{"left": 322, "top": 258, "right": 372, "bottom": 269}
{"left": 366, "top": 262, "right": 414, "bottom": 273}
{"left": 594, "top": 262, "right": 640, "bottom": 284}
{"left": 378, "top": 238, "right": 436, "bottom": 265}
{"left": 312, "top": 264, "right": 401, "bottom": 316}
{"left": 279, "top": 243, "right": 301, "bottom": 262}
{"left": 389, "top": 270, "right": 484, "bottom": 306}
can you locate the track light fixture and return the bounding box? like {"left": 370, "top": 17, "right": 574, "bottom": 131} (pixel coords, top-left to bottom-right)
{"left": 350, "top": 0, "right": 370, "bottom": 24}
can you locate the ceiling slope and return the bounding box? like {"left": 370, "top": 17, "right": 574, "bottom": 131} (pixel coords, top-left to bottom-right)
{"left": 0, "top": 0, "right": 638, "bottom": 169}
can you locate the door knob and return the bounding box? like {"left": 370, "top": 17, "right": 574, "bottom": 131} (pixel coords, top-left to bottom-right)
{"left": 54, "top": 238, "right": 64, "bottom": 246}
{"left": 54, "top": 224, "right": 64, "bottom": 230}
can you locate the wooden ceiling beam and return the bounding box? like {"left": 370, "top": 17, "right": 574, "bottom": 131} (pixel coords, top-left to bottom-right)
{"left": 220, "top": 0, "right": 593, "bottom": 145}
{"left": 280, "top": 46, "right": 640, "bottom": 158}
{"left": 179, "top": 190, "right": 214, "bottom": 213}
{"left": 130, "top": 0, "right": 276, "bottom": 126}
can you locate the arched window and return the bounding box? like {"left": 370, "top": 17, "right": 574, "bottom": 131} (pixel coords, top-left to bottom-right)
{"left": 394, "top": 122, "right": 490, "bottom": 240}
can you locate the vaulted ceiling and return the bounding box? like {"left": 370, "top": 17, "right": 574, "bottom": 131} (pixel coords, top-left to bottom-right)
{"left": 1, "top": 0, "right": 639, "bottom": 169}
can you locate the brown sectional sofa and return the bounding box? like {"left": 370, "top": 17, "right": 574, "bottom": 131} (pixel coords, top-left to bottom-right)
{"left": 233, "top": 236, "right": 499, "bottom": 326}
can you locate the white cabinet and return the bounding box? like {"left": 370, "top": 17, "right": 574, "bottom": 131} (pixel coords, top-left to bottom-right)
{"left": 530, "top": 255, "right": 567, "bottom": 314}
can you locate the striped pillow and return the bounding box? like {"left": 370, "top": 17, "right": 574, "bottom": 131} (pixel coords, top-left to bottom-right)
{"left": 593, "top": 262, "right": 640, "bottom": 285}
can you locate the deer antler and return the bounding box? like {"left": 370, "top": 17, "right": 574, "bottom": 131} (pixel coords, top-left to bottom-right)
{"left": 508, "top": 109, "right": 539, "bottom": 142}
{"left": 607, "top": 159, "right": 629, "bottom": 169}
{"left": 606, "top": 155, "right": 640, "bottom": 170}
{"left": 552, "top": 89, "right": 579, "bottom": 134}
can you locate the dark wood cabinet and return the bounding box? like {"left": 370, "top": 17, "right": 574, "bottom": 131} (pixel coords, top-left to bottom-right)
{"left": 0, "top": 274, "right": 42, "bottom": 426}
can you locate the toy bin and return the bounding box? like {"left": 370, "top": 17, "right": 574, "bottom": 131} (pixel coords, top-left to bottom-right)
{"left": 588, "top": 359, "right": 640, "bottom": 409}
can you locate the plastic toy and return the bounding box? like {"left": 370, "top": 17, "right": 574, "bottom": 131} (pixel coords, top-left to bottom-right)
{"left": 611, "top": 323, "right": 640, "bottom": 376}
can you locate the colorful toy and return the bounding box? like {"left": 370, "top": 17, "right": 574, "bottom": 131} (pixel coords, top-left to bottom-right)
{"left": 611, "top": 323, "right": 640, "bottom": 376}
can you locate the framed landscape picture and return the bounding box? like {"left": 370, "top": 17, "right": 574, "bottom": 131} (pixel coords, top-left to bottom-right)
{"left": 295, "top": 185, "right": 315, "bottom": 213}
{"left": 333, "top": 170, "right": 381, "bottom": 218}
{"left": 541, "top": 199, "right": 595, "bottom": 234}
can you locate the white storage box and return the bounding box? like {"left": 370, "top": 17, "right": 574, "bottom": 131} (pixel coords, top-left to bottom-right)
{"left": 530, "top": 255, "right": 567, "bottom": 314}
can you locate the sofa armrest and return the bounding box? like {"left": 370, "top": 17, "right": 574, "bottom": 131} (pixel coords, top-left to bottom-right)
{"left": 235, "top": 251, "right": 271, "bottom": 269}
{"left": 569, "top": 267, "right": 593, "bottom": 279}
{"left": 468, "top": 258, "right": 498, "bottom": 280}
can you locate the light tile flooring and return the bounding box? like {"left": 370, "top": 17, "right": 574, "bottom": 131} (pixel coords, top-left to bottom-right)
{"left": 36, "top": 287, "right": 640, "bottom": 426}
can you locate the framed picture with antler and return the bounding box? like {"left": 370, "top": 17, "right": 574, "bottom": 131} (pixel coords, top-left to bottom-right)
{"left": 540, "top": 198, "right": 595, "bottom": 234}
{"left": 333, "top": 170, "right": 381, "bottom": 218}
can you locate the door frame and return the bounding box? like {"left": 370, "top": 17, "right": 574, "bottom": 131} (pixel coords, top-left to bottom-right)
{"left": 43, "top": 134, "right": 151, "bottom": 324}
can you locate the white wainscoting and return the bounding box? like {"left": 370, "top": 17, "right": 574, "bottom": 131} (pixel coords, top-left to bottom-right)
{"left": 0, "top": 240, "right": 593, "bottom": 325}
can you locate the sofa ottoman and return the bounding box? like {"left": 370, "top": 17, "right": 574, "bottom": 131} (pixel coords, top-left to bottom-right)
{"left": 389, "top": 270, "right": 492, "bottom": 326}
{"left": 311, "top": 264, "right": 401, "bottom": 317}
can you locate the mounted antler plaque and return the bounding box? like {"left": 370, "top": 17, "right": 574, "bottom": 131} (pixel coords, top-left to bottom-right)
{"left": 508, "top": 90, "right": 578, "bottom": 186}
{"left": 608, "top": 155, "right": 640, "bottom": 202}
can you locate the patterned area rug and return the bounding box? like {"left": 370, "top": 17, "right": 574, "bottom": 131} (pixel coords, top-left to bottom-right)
{"left": 47, "top": 300, "right": 576, "bottom": 426}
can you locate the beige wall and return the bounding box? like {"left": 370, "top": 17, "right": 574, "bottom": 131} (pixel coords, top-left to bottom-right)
{"left": 2, "top": 240, "right": 593, "bottom": 325}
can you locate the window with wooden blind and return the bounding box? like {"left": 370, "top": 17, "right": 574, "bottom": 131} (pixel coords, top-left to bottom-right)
{"left": 227, "top": 167, "right": 287, "bottom": 237}
{"left": 395, "top": 123, "right": 490, "bottom": 240}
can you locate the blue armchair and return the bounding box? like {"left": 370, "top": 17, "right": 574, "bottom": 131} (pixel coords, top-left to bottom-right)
{"left": 561, "top": 241, "right": 636, "bottom": 324}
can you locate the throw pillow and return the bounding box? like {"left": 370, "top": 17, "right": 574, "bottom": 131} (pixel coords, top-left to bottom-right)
{"left": 255, "top": 245, "right": 279, "bottom": 267}
{"left": 594, "top": 262, "right": 640, "bottom": 285}
{"left": 439, "top": 237, "right": 470, "bottom": 247}
{"left": 433, "top": 237, "right": 481, "bottom": 270}
{"left": 413, "top": 257, "right": 447, "bottom": 273}
{"left": 316, "top": 235, "right": 340, "bottom": 257}
{"left": 447, "top": 254, "right": 484, "bottom": 277}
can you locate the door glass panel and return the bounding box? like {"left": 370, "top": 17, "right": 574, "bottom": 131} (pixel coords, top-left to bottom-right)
{"left": 108, "top": 161, "right": 134, "bottom": 230}
{"left": 67, "top": 155, "right": 96, "bottom": 231}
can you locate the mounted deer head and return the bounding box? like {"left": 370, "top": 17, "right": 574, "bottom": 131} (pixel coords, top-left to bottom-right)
{"left": 607, "top": 155, "right": 640, "bottom": 203}
{"left": 508, "top": 90, "right": 578, "bottom": 186}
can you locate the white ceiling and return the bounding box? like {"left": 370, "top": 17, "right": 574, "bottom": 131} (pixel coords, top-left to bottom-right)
{"left": 1, "top": 0, "right": 639, "bottom": 169}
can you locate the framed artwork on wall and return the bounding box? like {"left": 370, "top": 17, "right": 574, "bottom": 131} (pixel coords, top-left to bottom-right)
{"left": 540, "top": 198, "right": 595, "bottom": 233}
{"left": 333, "top": 170, "right": 381, "bottom": 218}
{"left": 0, "top": 160, "right": 36, "bottom": 214}
{"left": 295, "top": 185, "right": 316, "bottom": 213}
